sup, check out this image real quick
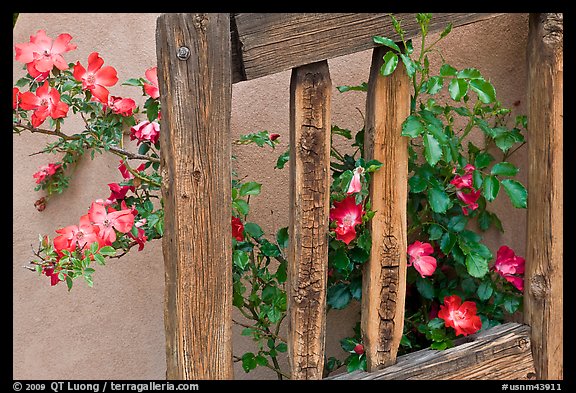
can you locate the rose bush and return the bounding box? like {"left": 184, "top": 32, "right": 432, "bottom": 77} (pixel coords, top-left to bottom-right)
{"left": 14, "top": 13, "right": 528, "bottom": 379}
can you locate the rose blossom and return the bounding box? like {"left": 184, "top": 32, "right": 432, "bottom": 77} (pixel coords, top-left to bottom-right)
{"left": 347, "top": 167, "right": 364, "bottom": 195}
{"left": 130, "top": 120, "right": 160, "bottom": 145}
{"left": 32, "top": 163, "right": 61, "bottom": 184}
{"left": 143, "top": 66, "right": 160, "bottom": 99}
{"left": 19, "top": 81, "right": 69, "bottom": 127}
{"left": 438, "top": 294, "right": 482, "bottom": 336}
{"left": 493, "top": 245, "right": 525, "bottom": 291}
{"left": 106, "top": 96, "right": 136, "bottom": 116}
{"left": 14, "top": 30, "right": 76, "bottom": 77}
{"left": 329, "top": 196, "right": 365, "bottom": 245}
{"left": 88, "top": 201, "right": 135, "bottom": 245}
{"left": 407, "top": 240, "right": 437, "bottom": 277}
{"left": 73, "top": 52, "right": 118, "bottom": 103}
{"left": 450, "top": 164, "right": 475, "bottom": 189}
{"left": 456, "top": 188, "right": 482, "bottom": 216}
{"left": 232, "top": 217, "right": 244, "bottom": 241}
{"left": 53, "top": 214, "right": 103, "bottom": 254}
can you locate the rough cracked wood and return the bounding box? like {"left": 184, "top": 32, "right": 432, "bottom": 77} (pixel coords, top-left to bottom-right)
{"left": 327, "top": 323, "right": 535, "bottom": 380}
{"left": 361, "top": 46, "right": 410, "bottom": 371}
{"left": 524, "top": 13, "right": 563, "bottom": 380}
{"left": 156, "top": 13, "right": 233, "bottom": 380}
{"left": 287, "top": 61, "right": 331, "bottom": 380}
{"left": 230, "top": 13, "right": 502, "bottom": 82}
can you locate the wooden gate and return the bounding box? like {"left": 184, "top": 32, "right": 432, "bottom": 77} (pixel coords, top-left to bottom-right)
{"left": 154, "top": 13, "right": 562, "bottom": 380}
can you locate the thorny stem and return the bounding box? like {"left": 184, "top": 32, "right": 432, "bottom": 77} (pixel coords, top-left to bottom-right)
{"left": 14, "top": 121, "right": 160, "bottom": 164}
{"left": 232, "top": 355, "right": 291, "bottom": 379}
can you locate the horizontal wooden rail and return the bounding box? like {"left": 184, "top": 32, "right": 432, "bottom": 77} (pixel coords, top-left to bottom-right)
{"left": 326, "top": 323, "right": 535, "bottom": 380}
{"left": 230, "top": 13, "right": 503, "bottom": 83}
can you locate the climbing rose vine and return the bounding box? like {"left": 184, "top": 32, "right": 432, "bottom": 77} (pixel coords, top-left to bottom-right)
{"left": 14, "top": 13, "right": 528, "bottom": 379}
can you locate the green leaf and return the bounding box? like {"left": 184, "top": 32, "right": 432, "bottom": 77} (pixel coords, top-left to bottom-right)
{"left": 423, "top": 133, "right": 442, "bottom": 166}
{"left": 337, "top": 82, "right": 368, "bottom": 93}
{"left": 346, "top": 354, "right": 366, "bottom": 373}
{"left": 469, "top": 79, "right": 497, "bottom": 104}
{"left": 428, "top": 318, "right": 445, "bottom": 330}
{"left": 349, "top": 247, "right": 370, "bottom": 264}
{"left": 399, "top": 53, "right": 417, "bottom": 78}
{"left": 440, "top": 22, "right": 453, "bottom": 38}
{"left": 465, "top": 253, "right": 489, "bottom": 278}
{"left": 473, "top": 170, "right": 483, "bottom": 189}
{"left": 426, "top": 76, "right": 444, "bottom": 95}
{"left": 461, "top": 277, "right": 477, "bottom": 296}
{"left": 260, "top": 240, "right": 281, "bottom": 258}
{"left": 416, "top": 276, "right": 434, "bottom": 300}
{"left": 331, "top": 247, "right": 350, "bottom": 270}
{"left": 457, "top": 68, "right": 482, "bottom": 79}
{"left": 233, "top": 199, "right": 250, "bottom": 216}
{"left": 244, "top": 222, "right": 264, "bottom": 238}
{"left": 402, "top": 115, "right": 424, "bottom": 138}
{"left": 99, "top": 246, "right": 116, "bottom": 256}
{"left": 490, "top": 162, "right": 519, "bottom": 177}
{"left": 340, "top": 337, "right": 357, "bottom": 352}
{"left": 241, "top": 352, "right": 258, "bottom": 373}
{"left": 276, "top": 227, "right": 289, "bottom": 249}
{"left": 349, "top": 276, "right": 362, "bottom": 300}
{"left": 262, "top": 285, "right": 278, "bottom": 304}
{"left": 447, "top": 215, "right": 468, "bottom": 233}
{"left": 408, "top": 174, "right": 427, "bottom": 193}
{"left": 474, "top": 152, "right": 494, "bottom": 169}
{"left": 239, "top": 181, "right": 262, "bottom": 197}
{"left": 94, "top": 253, "right": 106, "bottom": 266}
{"left": 440, "top": 63, "right": 457, "bottom": 77}
{"left": 440, "top": 232, "right": 457, "bottom": 255}
{"left": 428, "top": 186, "right": 451, "bottom": 214}
{"left": 233, "top": 250, "right": 250, "bottom": 270}
{"left": 501, "top": 179, "right": 527, "bottom": 208}
{"left": 428, "top": 224, "right": 443, "bottom": 241}
{"left": 503, "top": 295, "right": 521, "bottom": 314}
{"left": 477, "top": 281, "right": 494, "bottom": 301}
{"left": 430, "top": 341, "right": 449, "bottom": 350}
{"left": 275, "top": 149, "right": 290, "bottom": 169}
{"left": 381, "top": 51, "right": 399, "bottom": 76}
{"left": 373, "top": 36, "right": 401, "bottom": 53}
{"left": 15, "top": 76, "right": 31, "bottom": 87}
{"left": 240, "top": 328, "right": 254, "bottom": 337}
{"left": 448, "top": 78, "right": 469, "bottom": 101}
{"left": 327, "top": 283, "right": 352, "bottom": 310}
{"left": 364, "top": 159, "right": 383, "bottom": 173}
{"left": 482, "top": 175, "right": 500, "bottom": 202}
{"left": 276, "top": 343, "right": 288, "bottom": 353}
{"left": 332, "top": 125, "right": 352, "bottom": 139}
{"left": 275, "top": 260, "right": 287, "bottom": 283}
{"left": 122, "top": 78, "right": 144, "bottom": 86}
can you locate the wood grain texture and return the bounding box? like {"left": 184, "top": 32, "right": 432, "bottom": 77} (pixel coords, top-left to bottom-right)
{"left": 287, "top": 60, "right": 331, "bottom": 380}
{"left": 231, "top": 13, "right": 502, "bottom": 82}
{"left": 156, "top": 13, "right": 233, "bottom": 380}
{"left": 524, "top": 13, "right": 563, "bottom": 380}
{"left": 361, "top": 46, "right": 410, "bottom": 371}
{"left": 327, "top": 323, "right": 535, "bottom": 380}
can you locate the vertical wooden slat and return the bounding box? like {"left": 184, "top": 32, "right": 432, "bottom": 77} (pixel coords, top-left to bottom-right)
{"left": 361, "top": 46, "right": 410, "bottom": 371}
{"left": 524, "top": 12, "right": 563, "bottom": 380}
{"left": 156, "top": 13, "right": 233, "bottom": 380}
{"left": 288, "top": 60, "right": 331, "bottom": 380}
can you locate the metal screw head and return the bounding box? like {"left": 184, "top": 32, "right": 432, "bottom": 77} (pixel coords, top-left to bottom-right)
{"left": 176, "top": 46, "right": 190, "bottom": 61}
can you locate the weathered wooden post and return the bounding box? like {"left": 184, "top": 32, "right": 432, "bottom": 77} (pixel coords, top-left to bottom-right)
{"left": 155, "top": 13, "right": 234, "bottom": 379}
{"left": 287, "top": 60, "right": 332, "bottom": 380}
{"left": 362, "top": 46, "right": 410, "bottom": 371}
{"left": 524, "top": 12, "right": 563, "bottom": 380}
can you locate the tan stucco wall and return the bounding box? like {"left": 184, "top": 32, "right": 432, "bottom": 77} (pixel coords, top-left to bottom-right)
{"left": 13, "top": 13, "right": 529, "bottom": 380}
